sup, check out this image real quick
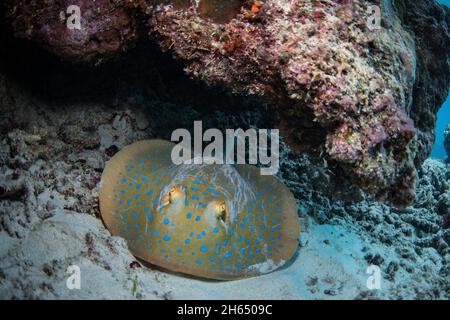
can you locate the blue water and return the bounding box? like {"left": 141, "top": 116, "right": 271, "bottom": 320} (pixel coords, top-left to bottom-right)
{"left": 430, "top": 0, "right": 450, "bottom": 159}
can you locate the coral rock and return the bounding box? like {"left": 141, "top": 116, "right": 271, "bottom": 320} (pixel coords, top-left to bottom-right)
{"left": 146, "top": 0, "right": 450, "bottom": 206}
{"left": 4, "top": 0, "right": 140, "bottom": 64}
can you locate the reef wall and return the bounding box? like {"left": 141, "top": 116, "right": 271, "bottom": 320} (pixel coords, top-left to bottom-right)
{"left": 3, "top": 0, "right": 450, "bottom": 206}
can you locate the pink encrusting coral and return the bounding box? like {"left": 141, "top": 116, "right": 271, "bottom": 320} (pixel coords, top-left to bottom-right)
{"left": 143, "top": 0, "right": 444, "bottom": 206}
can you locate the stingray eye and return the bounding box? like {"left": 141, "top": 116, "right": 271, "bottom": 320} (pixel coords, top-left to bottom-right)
{"left": 215, "top": 200, "right": 228, "bottom": 223}
{"left": 162, "top": 184, "right": 185, "bottom": 206}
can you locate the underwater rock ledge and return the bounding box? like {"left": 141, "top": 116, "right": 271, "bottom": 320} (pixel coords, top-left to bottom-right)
{"left": 144, "top": 0, "right": 450, "bottom": 207}
{"left": 3, "top": 0, "right": 450, "bottom": 207}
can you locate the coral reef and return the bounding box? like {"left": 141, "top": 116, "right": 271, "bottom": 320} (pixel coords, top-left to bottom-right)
{"left": 3, "top": 0, "right": 449, "bottom": 206}
{"left": 4, "top": 0, "right": 140, "bottom": 64}
{"left": 0, "top": 1, "right": 449, "bottom": 299}
{"left": 0, "top": 39, "right": 449, "bottom": 298}
{"left": 394, "top": 0, "right": 450, "bottom": 165}
{"left": 144, "top": 0, "right": 450, "bottom": 206}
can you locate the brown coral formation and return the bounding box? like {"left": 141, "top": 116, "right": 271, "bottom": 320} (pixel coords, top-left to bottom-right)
{"left": 4, "top": 0, "right": 140, "bottom": 64}
{"left": 146, "top": 0, "right": 448, "bottom": 206}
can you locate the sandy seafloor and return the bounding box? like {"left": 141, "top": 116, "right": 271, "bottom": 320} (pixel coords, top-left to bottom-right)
{"left": 0, "top": 40, "right": 449, "bottom": 300}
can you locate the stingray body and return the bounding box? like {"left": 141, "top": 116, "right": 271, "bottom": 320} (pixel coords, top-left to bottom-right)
{"left": 99, "top": 140, "right": 300, "bottom": 280}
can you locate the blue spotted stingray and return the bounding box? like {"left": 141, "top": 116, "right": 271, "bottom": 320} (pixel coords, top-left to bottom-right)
{"left": 99, "top": 140, "right": 300, "bottom": 280}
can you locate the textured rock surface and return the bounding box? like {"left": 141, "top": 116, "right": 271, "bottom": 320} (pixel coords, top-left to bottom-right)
{"left": 145, "top": 0, "right": 450, "bottom": 206}
{"left": 4, "top": 0, "right": 140, "bottom": 64}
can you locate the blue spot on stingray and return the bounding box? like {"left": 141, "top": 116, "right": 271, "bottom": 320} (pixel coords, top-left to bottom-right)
{"left": 213, "top": 227, "right": 219, "bottom": 233}
{"left": 237, "top": 236, "right": 242, "bottom": 242}
{"left": 195, "top": 215, "right": 201, "bottom": 222}
{"left": 142, "top": 176, "right": 147, "bottom": 181}
{"left": 121, "top": 217, "right": 126, "bottom": 222}
{"left": 255, "top": 248, "right": 261, "bottom": 253}
{"left": 146, "top": 190, "right": 153, "bottom": 195}
{"left": 192, "top": 187, "right": 198, "bottom": 192}
{"left": 260, "top": 225, "right": 266, "bottom": 230}
{"left": 186, "top": 213, "right": 192, "bottom": 219}
{"left": 195, "top": 260, "right": 203, "bottom": 265}
{"left": 136, "top": 184, "right": 141, "bottom": 189}
{"left": 122, "top": 178, "right": 127, "bottom": 183}
{"left": 224, "top": 252, "right": 232, "bottom": 259}
{"left": 248, "top": 208, "right": 252, "bottom": 214}
{"left": 194, "top": 180, "right": 200, "bottom": 185}
{"left": 144, "top": 207, "right": 149, "bottom": 212}
{"left": 192, "top": 195, "right": 199, "bottom": 200}
{"left": 190, "top": 232, "right": 194, "bottom": 237}
{"left": 163, "top": 235, "right": 170, "bottom": 241}
{"left": 127, "top": 199, "right": 132, "bottom": 205}
{"left": 250, "top": 226, "right": 255, "bottom": 232}
{"left": 163, "top": 218, "right": 170, "bottom": 225}
{"left": 196, "top": 234, "right": 202, "bottom": 239}
{"left": 119, "top": 199, "right": 123, "bottom": 205}
{"left": 135, "top": 194, "right": 140, "bottom": 200}
{"left": 185, "top": 239, "right": 190, "bottom": 244}
{"left": 200, "top": 246, "right": 208, "bottom": 252}
{"left": 153, "top": 230, "right": 158, "bottom": 236}
{"left": 209, "top": 257, "right": 214, "bottom": 262}
{"left": 121, "top": 190, "right": 125, "bottom": 195}
{"left": 176, "top": 249, "right": 183, "bottom": 253}
{"left": 201, "top": 230, "right": 206, "bottom": 236}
